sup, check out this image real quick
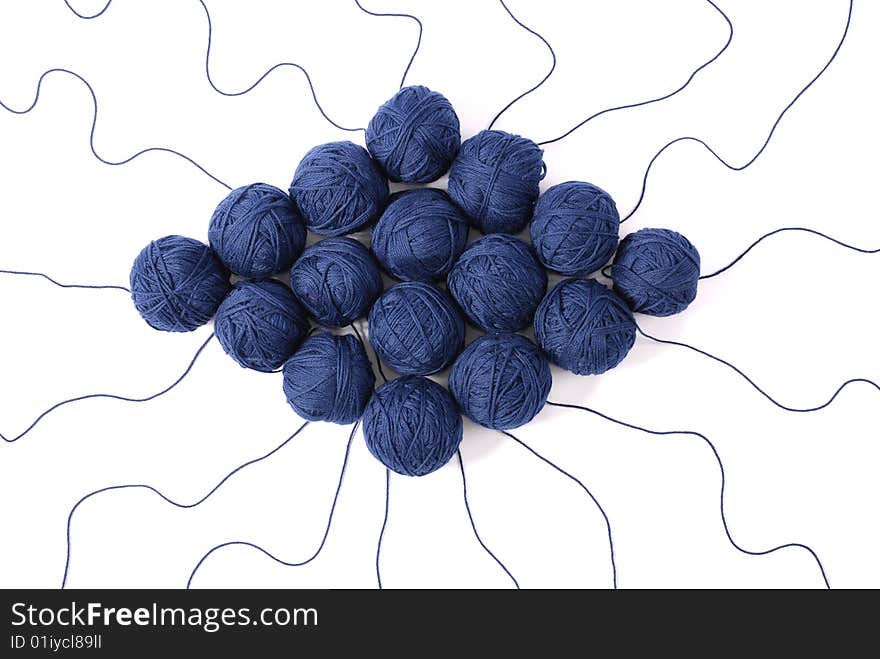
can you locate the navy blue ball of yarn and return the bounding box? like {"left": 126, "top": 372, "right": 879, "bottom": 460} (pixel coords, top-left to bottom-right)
{"left": 449, "top": 333, "right": 551, "bottom": 430}
{"left": 531, "top": 181, "right": 620, "bottom": 276}
{"left": 447, "top": 129, "right": 544, "bottom": 234}
{"left": 368, "top": 282, "right": 464, "bottom": 376}
{"left": 611, "top": 228, "right": 701, "bottom": 316}
{"left": 366, "top": 85, "right": 461, "bottom": 184}
{"left": 130, "top": 235, "right": 230, "bottom": 332}
{"left": 208, "top": 183, "right": 306, "bottom": 278}
{"left": 371, "top": 188, "right": 468, "bottom": 281}
{"left": 534, "top": 278, "right": 636, "bottom": 376}
{"left": 282, "top": 332, "right": 375, "bottom": 424}
{"left": 362, "top": 375, "right": 463, "bottom": 477}
{"left": 447, "top": 234, "right": 546, "bottom": 332}
{"left": 289, "top": 237, "right": 382, "bottom": 327}
{"left": 289, "top": 141, "right": 389, "bottom": 236}
{"left": 214, "top": 279, "right": 309, "bottom": 372}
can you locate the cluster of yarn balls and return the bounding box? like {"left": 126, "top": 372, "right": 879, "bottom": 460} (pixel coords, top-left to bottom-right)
{"left": 129, "top": 84, "right": 701, "bottom": 478}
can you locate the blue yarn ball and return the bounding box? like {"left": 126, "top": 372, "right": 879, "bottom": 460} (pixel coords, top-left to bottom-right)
{"left": 447, "top": 129, "right": 544, "bottom": 234}
{"left": 214, "top": 280, "right": 309, "bottom": 372}
{"left": 447, "top": 234, "right": 546, "bottom": 332}
{"left": 611, "top": 228, "right": 701, "bottom": 316}
{"left": 369, "top": 282, "right": 465, "bottom": 376}
{"left": 130, "top": 235, "right": 230, "bottom": 332}
{"left": 531, "top": 181, "right": 620, "bottom": 276}
{"left": 289, "top": 237, "right": 382, "bottom": 327}
{"left": 289, "top": 141, "right": 389, "bottom": 236}
{"left": 534, "top": 278, "right": 636, "bottom": 375}
{"left": 449, "top": 333, "right": 551, "bottom": 430}
{"left": 371, "top": 188, "right": 468, "bottom": 282}
{"left": 208, "top": 183, "right": 306, "bottom": 278}
{"left": 282, "top": 332, "right": 375, "bottom": 424}
{"left": 366, "top": 85, "right": 461, "bottom": 184}
{"left": 363, "top": 375, "right": 463, "bottom": 477}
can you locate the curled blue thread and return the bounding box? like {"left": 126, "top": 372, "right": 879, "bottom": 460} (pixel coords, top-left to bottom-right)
{"left": 353, "top": 0, "right": 423, "bottom": 90}
{"left": 198, "top": 0, "right": 364, "bottom": 133}
{"left": 502, "top": 429, "right": 617, "bottom": 589}
{"left": 547, "top": 401, "right": 831, "bottom": 589}
{"left": 0, "top": 68, "right": 232, "bottom": 189}
{"left": 374, "top": 456, "right": 519, "bottom": 589}
{"left": 458, "top": 451, "right": 520, "bottom": 588}
{"left": 353, "top": 321, "right": 391, "bottom": 590}
{"left": 61, "top": 421, "right": 310, "bottom": 588}
{"left": 360, "top": 324, "right": 385, "bottom": 591}
{"left": 636, "top": 224, "right": 880, "bottom": 411}
{"left": 376, "top": 469, "right": 390, "bottom": 589}
{"left": 487, "top": 0, "right": 557, "bottom": 130}
{"left": 700, "top": 226, "right": 879, "bottom": 280}
{"left": 537, "top": 0, "right": 733, "bottom": 146}
{"left": 0, "top": 268, "right": 129, "bottom": 293}
{"left": 62, "top": 0, "right": 111, "bottom": 20}
{"left": 62, "top": 0, "right": 425, "bottom": 133}
{"left": 1, "top": 333, "right": 214, "bottom": 444}
{"left": 186, "top": 421, "right": 358, "bottom": 589}
{"left": 620, "top": 0, "right": 853, "bottom": 223}
{"left": 637, "top": 326, "right": 880, "bottom": 413}
{"left": 350, "top": 322, "right": 389, "bottom": 384}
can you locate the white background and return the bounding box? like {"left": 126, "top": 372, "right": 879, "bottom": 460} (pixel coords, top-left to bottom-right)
{"left": 0, "top": 0, "right": 877, "bottom": 589}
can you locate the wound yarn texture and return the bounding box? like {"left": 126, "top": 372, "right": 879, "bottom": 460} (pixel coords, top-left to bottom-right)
{"left": 531, "top": 181, "right": 619, "bottom": 276}
{"left": 611, "top": 227, "right": 700, "bottom": 316}
{"left": 208, "top": 183, "right": 307, "bottom": 279}
{"left": 283, "top": 332, "right": 375, "bottom": 424}
{"left": 371, "top": 188, "right": 468, "bottom": 282}
{"left": 449, "top": 333, "right": 551, "bottom": 430}
{"left": 214, "top": 279, "right": 309, "bottom": 372}
{"left": 289, "top": 141, "right": 389, "bottom": 236}
{"left": 130, "top": 235, "right": 230, "bottom": 332}
{"left": 447, "top": 233, "right": 546, "bottom": 333}
{"left": 534, "top": 278, "right": 636, "bottom": 375}
{"left": 289, "top": 237, "right": 382, "bottom": 327}
{"left": 447, "top": 129, "right": 544, "bottom": 234}
{"left": 362, "top": 375, "right": 463, "bottom": 477}
{"left": 368, "top": 281, "right": 464, "bottom": 375}
{"left": 366, "top": 85, "right": 461, "bottom": 184}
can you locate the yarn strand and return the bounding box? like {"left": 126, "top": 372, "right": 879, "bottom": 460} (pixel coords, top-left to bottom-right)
{"left": 61, "top": 0, "right": 423, "bottom": 133}
{"left": 353, "top": 0, "right": 423, "bottom": 90}
{"left": 619, "top": 0, "right": 853, "bottom": 223}
{"left": 351, "top": 321, "right": 390, "bottom": 384}
{"left": 198, "top": 0, "right": 364, "bottom": 134}
{"left": 62, "top": 0, "right": 111, "bottom": 20}
{"left": 636, "top": 326, "right": 880, "bottom": 413}
{"left": 0, "top": 68, "right": 232, "bottom": 189}
{"left": 458, "top": 451, "right": 520, "bottom": 588}
{"left": 537, "top": 0, "right": 732, "bottom": 146}
{"left": 699, "top": 226, "right": 879, "bottom": 280}
{"left": 186, "top": 421, "right": 358, "bottom": 588}
{"left": 374, "top": 455, "right": 520, "bottom": 589}
{"left": 501, "top": 430, "right": 617, "bottom": 589}
{"left": 0, "top": 268, "right": 129, "bottom": 293}
{"left": 376, "top": 468, "right": 390, "bottom": 589}
{"left": 547, "top": 401, "right": 831, "bottom": 589}
{"left": 487, "top": 0, "right": 557, "bottom": 131}
{"left": 1, "top": 333, "right": 214, "bottom": 444}
{"left": 61, "top": 421, "right": 310, "bottom": 588}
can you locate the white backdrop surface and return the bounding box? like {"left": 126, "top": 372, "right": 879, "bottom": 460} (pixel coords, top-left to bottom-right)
{"left": 0, "top": 0, "right": 877, "bottom": 589}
